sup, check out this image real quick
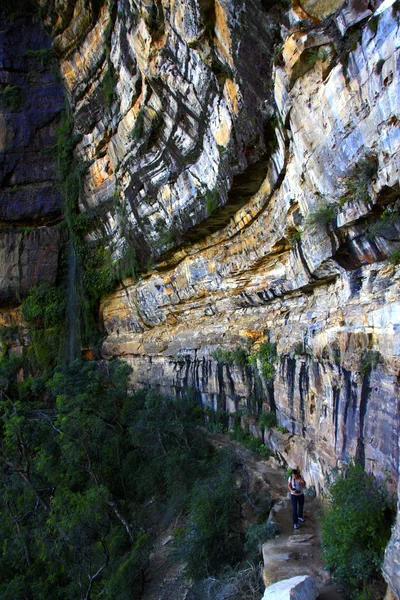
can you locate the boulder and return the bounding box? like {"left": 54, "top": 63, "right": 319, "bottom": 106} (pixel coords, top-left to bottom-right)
{"left": 262, "top": 575, "right": 319, "bottom": 600}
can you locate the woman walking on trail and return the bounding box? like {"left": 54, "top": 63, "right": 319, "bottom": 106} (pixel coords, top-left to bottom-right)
{"left": 288, "top": 469, "right": 306, "bottom": 530}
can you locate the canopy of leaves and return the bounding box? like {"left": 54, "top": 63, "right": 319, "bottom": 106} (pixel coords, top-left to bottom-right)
{"left": 321, "top": 462, "right": 394, "bottom": 598}
{"left": 0, "top": 357, "right": 259, "bottom": 598}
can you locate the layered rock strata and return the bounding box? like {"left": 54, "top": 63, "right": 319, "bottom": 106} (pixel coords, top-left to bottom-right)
{"left": 0, "top": 8, "right": 64, "bottom": 307}
{"left": 0, "top": 0, "right": 399, "bottom": 595}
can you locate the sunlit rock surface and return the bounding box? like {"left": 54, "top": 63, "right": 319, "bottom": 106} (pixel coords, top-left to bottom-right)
{"left": 1, "top": 0, "right": 399, "bottom": 595}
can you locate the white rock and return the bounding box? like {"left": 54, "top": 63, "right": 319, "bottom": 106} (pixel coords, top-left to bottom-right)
{"left": 261, "top": 575, "right": 319, "bottom": 600}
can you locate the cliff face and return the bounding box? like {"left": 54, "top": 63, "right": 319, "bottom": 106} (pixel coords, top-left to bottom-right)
{"left": 0, "top": 9, "right": 64, "bottom": 312}
{"left": 1, "top": 0, "right": 399, "bottom": 595}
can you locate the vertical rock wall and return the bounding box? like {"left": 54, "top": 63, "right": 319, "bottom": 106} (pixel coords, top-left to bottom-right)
{"left": 0, "top": 7, "right": 64, "bottom": 309}
{"left": 1, "top": 0, "right": 399, "bottom": 595}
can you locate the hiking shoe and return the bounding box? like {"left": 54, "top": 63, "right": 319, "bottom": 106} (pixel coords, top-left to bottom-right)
{"left": 298, "top": 517, "right": 305, "bottom": 523}
{"left": 294, "top": 524, "right": 299, "bottom": 530}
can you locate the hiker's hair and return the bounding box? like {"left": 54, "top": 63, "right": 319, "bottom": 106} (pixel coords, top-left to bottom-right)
{"left": 292, "top": 469, "right": 299, "bottom": 475}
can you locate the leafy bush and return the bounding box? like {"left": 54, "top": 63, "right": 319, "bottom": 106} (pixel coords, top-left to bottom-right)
{"left": 321, "top": 462, "right": 394, "bottom": 597}
{"left": 277, "top": 425, "right": 289, "bottom": 434}
{"left": 22, "top": 283, "right": 66, "bottom": 329}
{"left": 306, "top": 201, "right": 338, "bottom": 226}
{"left": 230, "top": 426, "right": 270, "bottom": 457}
{"left": 248, "top": 342, "right": 278, "bottom": 382}
{"left": 205, "top": 189, "right": 219, "bottom": 216}
{"left": 244, "top": 521, "right": 277, "bottom": 561}
{"left": 174, "top": 449, "right": 242, "bottom": 579}
{"left": 340, "top": 156, "right": 378, "bottom": 206}
{"left": 360, "top": 350, "right": 381, "bottom": 375}
{"left": 212, "top": 346, "right": 248, "bottom": 367}
{"left": 288, "top": 230, "right": 302, "bottom": 247}
{"left": 388, "top": 247, "right": 400, "bottom": 266}
{"left": 259, "top": 411, "right": 277, "bottom": 430}
{"left": 0, "top": 85, "right": 22, "bottom": 112}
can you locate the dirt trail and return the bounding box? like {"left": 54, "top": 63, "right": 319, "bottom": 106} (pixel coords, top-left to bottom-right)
{"left": 210, "top": 434, "right": 346, "bottom": 600}
{"left": 141, "top": 433, "right": 346, "bottom": 600}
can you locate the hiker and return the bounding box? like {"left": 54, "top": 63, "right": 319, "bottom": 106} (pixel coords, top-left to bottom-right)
{"left": 288, "top": 469, "right": 306, "bottom": 530}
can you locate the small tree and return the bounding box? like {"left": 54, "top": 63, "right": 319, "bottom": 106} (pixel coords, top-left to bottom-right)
{"left": 321, "top": 462, "right": 394, "bottom": 597}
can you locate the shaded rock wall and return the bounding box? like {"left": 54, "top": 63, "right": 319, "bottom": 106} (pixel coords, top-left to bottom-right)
{"left": 0, "top": 8, "right": 64, "bottom": 307}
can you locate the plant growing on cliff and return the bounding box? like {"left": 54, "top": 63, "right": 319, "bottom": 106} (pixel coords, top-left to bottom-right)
{"left": 248, "top": 342, "right": 278, "bottom": 382}
{"left": 0, "top": 85, "right": 22, "bottom": 112}
{"left": 129, "top": 107, "right": 146, "bottom": 141}
{"left": 340, "top": 155, "right": 378, "bottom": 206}
{"left": 321, "top": 462, "right": 394, "bottom": 598}
{"left": 388, "top": 247, "right": 400, "bottom": 266}
{"left": 205, "top": 189, "right": 219, "bottom": 216}
{"left": 212, "top": 346, "right": 248, "bottom": 367}
{"left": 258, "top": 411, "right": 277, "bottom": 430}
{"left": 360, "top": 349, "right": 381, "bottom": 375}
{"left": 306, "top": 201, "right": 338, "bottom": 227}
{"left": 288, "top": 230, "right": 302, "bottom": 247}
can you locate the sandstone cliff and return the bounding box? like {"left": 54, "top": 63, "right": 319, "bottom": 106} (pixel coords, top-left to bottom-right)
{"left": 0, "top": 0, "right": 399, "bottom": 595}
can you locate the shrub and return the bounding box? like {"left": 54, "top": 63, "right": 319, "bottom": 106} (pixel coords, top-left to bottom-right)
{"left": 205, "top": 189, "right": 219, "bottom": 216}
{"left": 340, "top": 156, "right": 378, "bottom": 206}
{"left": 293, "top": 341, "right": 304, "bottom": 355}
{"left": 388, "top": 247, "right": 400, "bottom": 266}
{"left": 321, "top": 462, "right": 394, "bottom": 597}
{"left": 360, "top": 350, "right": 381, "bottom": 375}
{"left": 244, "top": 521, "right": 277, "bottom": 560}
{"left": 288, "top": 231, "right": 302, "bottom": 247}
{"left": 0, "top": 86, "right": 22, "bottom": 112}
{"left": 129, "top": 108, "right": 146, "bottom": 141}
{"left": 102, "top": 67, "right": 116, "bottom": 108}
{"left": 306, "top": 201, "right": 338, "bottom": 226}
{"left": 212, "top": 346, "right": 248, "bottom": 367}
{"left": 259, "top": 411, "right": 277, "bottom": 430}
{"left": 277, "top": 425, "right": 289, "bottom": 434}
{"left": 248, "top": 342, "right": 278, "bottom": 382}
{"left": 175, "top": 450, "right": 242, "bottom": 579}
{"left": 21, "top": 283, "right": 66, "bottom": 329}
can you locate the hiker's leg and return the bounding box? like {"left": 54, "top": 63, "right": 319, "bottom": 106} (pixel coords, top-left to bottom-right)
{"left": 298, "top": 494, "right": 304, "bottom": 518}
{"left": 291, "top": 494, "right": 298, "bottom": 524}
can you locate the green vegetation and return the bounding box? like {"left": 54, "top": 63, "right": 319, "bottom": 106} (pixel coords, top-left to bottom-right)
{"left": 293, "top": 341, "right": 304, "bottom": 355}
{"left": 56, "top": 112, "right": 121, "bottom": 347}
{"left": 288, "top": 230, "right": 302, "bottom": 247}
{"left": 101, "top": 67, "right": 116, "bottom": 109}
{"left": 367, "top": 207, "right": 399, "bottom": 239}
{"left": 277, "top": 425, "right": 289, "bottom": 434}
{"left": 258, "top": 411, "right": 277, "bottom": 430}
{"left": 360, "top": 349, "right": 381, "bottom": 375}
{"left": 212, "top": 346, "right": 248, "bottom": 367}
{"left": 24, "top": 48, "right": 56, "bottom": 72}
{"left": 340, "top": 155, "right": 378, "bottom": 206}
{"left": 173, "top": 450, "right": 242, "bottom": 579}
{"left": 304, "top": 46, "right": 329, "bottom": 67}
{"left": 230, "top": 426, "right": 270, "bottom": 457}
{"left": 367, "top": 15, "right": 379, "bottom": 36}
{"left": 0, "top": 356, "right": 276, "bottom": 596}
{"left": 21, "top": 283, "right": 67, "bottom": 373}
{"left": 321, "top": 462, "right": 394, "bottom": 598}
{"left": 388, "top": 247, "right": 400, "bottom": 266}
{"left": 306, "top": 201, "right": 338, "bottom": 226}
{"left": 248, "top": 342, "right": 278, "bottom": 382}
{"left": 205, "top": 189, "right": 219, "bottom": 216}
{"left": 129, "top": 108, "right": 146, "bottom": 141}
{"left": 244, "top": 521, "right": 277, "bottom": 561}
{"left": 0, "top": 85, "right": 23, "bottom": 112}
